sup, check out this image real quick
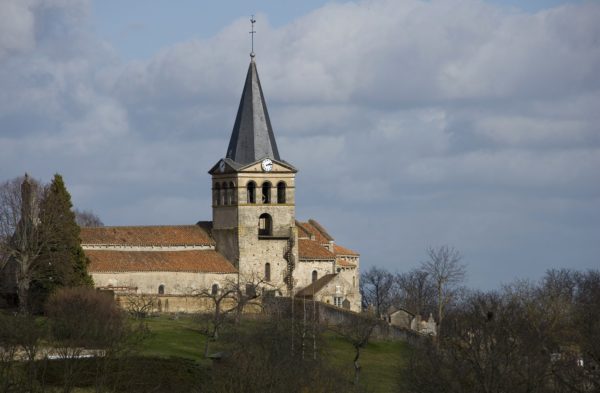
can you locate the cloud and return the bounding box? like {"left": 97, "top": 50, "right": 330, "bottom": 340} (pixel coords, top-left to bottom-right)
{"left": 0, "top": 0, "right": 36, "bottom": 60}
{"left": 0, "top": 0, "right": 599, "bottom": 288}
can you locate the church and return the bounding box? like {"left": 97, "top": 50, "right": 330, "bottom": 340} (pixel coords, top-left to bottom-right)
{"left": 80, "top": 55, "right": 362, "bottom": 312}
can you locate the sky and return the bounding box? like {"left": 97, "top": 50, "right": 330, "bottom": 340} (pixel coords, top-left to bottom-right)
{"left": 0, "top": 0, "right": 598, "bottom": 289}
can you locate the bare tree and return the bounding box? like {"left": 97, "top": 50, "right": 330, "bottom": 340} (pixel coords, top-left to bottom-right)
{"left": 403, "top": 270, "right": 600, "bottom": 393}
{"left": 329, "top": 313, "right": 379, "bottom": 386}
{"left": 230, "top": 272, "right": 277, "bottom": 323}
{"left": 360, "top": 266, "right": 396, "bottom": 318}
{"left": 421, "top": 245, "right": 466, "bottom": 341}
{"left": 0, "top": 175, "right": 46, "bottom": 313}
{"left": 395, "top": 268, "right": 436, "bottom": 316}
{"left": 193, "top": 274, "right": 279, "bottom": 357}
{"left": 0, "top": 313, "right": 45, "bottom": 392}
{"left": 193, "top": 282, "right": 238, "bottom": 357}
{"left": 124, "top": 292, "right": 157, "bottom": 319}
{"left": 74, "top": 208, "right": 104, "bottom": 227}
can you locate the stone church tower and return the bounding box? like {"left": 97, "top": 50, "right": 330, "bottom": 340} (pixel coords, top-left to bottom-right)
{"left": 72, "top": 53, "right": 361, "bottom": 313}
{"left": 208, "top": 57, "right": 299, "bottom": 295}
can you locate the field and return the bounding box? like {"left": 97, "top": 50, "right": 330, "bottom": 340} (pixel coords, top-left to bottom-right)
{"left": 138, "top": 315, "right": 412, "bottom": 392}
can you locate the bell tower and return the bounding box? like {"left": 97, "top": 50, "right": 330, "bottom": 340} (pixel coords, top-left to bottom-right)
{"left": 208, "top": 56, "right": 298, "bottom": 294}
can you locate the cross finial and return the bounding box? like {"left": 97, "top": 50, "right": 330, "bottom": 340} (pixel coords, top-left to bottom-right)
{"left": 249, "top": 15, "right": 256, "bottom": 58}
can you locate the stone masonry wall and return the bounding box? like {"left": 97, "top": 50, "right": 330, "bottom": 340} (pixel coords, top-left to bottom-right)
{"left": 92, "top": 271, "right": 237, "bottom": 296}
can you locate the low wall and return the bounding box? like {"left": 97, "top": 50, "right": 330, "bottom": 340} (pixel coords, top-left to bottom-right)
{"left": 264, "top": 297, "right": 424, "bottom": 344}
{"left": 109, "top": 292, "right": 262, "bottom": 315}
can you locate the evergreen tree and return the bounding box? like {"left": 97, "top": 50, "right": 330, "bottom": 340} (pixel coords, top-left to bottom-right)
{"left": 33, "top": 174, "right": 93, "bottom": 308}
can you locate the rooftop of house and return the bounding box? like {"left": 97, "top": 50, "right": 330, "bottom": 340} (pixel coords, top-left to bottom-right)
{"left": 80, "top": 219, "right": 358, "bottom": 273}
{"left": 86, "top": 249, "right": 236, "bottom": 273}
{"left": 295, "top": 274, "right": 338, "bottom": 297}
{"left": 80, "top": 225, "right": 214, "bottom": 247}
{"left": 298, "top": 238, "right": 336, "bottom": 260}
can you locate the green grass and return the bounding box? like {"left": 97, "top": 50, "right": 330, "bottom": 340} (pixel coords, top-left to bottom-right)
{"left": 137, "top": 315, "right": 412, "bottom": 392}
{"left": 137, "top": 315, "right": 210, "bottom": 364}
{"left": 326, "top": 333, "right": 412, "bottom": 392}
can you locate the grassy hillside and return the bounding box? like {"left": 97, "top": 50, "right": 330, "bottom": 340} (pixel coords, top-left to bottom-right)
{"left": 138, "top": 315, "right": 411, "bottom": 392}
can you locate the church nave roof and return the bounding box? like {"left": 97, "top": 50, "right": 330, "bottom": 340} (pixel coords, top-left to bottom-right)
{"left": 85, "top": 249, "right": 236, "bottom": 274}
{"left": 80, "top": 225, "right": 214, "bottom": 247}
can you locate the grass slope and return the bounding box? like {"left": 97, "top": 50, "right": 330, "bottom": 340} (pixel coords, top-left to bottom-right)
{"left": 326, "top": 333, "right": 411, "bottom": 392}
{"left": 138, "top": 316, "right": 210, "bottom": 364}
{"left": 138, "top": 315, "right": 412, "bottom": 392}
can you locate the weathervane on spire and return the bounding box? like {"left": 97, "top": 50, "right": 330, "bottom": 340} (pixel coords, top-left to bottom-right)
{"left": 250, "top": 15, "right": 256, "bottom": 58}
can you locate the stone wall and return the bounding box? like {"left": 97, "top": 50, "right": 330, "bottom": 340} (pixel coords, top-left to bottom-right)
{"left": 313, "top": 274, "right": 361, "bottom": 312}
{"left": 265, "top": 297, "right": 424, "bottom": 344}
{"left": 295, "top": 260, "right": 335, "bottom": 288}
{"left": 92, "top": 271, "right": 237, "bottom": 296}
{"left": 211, "top": 164, "right": 298, "bottom": 297}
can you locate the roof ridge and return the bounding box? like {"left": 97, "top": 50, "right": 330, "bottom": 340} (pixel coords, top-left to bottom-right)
{"left": 296, "top": 273, "right": 338, "bottom": 297}
{"left": 82, "top": 224, "right": 203, "bottom": 229}
{"left": 295, "top": 220, "right": 312, "bottom": 238}
{"left": 308, "top": 219, "right": 334, "bottom": 241}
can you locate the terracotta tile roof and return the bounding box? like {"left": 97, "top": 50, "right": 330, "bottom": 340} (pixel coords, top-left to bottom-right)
{"left": 295, "top": 220, "right": 312, "bottom": 238}
{"left": 296, "top": 274, "right": 337, "bottom": 297}
{"left": 298, "top": 239, "right": 335, "bottom": 260}
{"left": 308, "top": 219, "right": 334, "bottom": 241}
{"left": 80, "top": 225, "right": 214, "bottom": 246}
{"left": 85, "top": 250, "right": 236, "bottom": 273}
{"left": 336, "top": 258, "right": 357, "bottom": 268}
{"left": 296, "top": 221, "right": 330, "bottom": 244}
{"left": 333, "top": 244, "right": 359, "bottom": 256}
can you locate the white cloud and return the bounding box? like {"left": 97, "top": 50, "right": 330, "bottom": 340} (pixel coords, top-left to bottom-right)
{"left": 0, "top": 0, "right": 36, "bottom": 60}
{"left": 0, "top": 0, "right": 599, "bottom": 288}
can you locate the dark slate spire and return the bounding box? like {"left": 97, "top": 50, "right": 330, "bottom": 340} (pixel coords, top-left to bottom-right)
{"left": 226, "top": 59, "right": 281, "bottom": 165}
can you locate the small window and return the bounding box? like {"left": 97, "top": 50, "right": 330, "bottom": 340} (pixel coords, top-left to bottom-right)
{"left": 211, "top": 283, "right": 219, "bottom": 295}
{"left": 312, "top": 270, "right": 318, "bottom": 283}
{"left": 265, "top": 262, "right": 271, "bottom": 281}
{"left": 334, "top": 297, "right": 343, "bottom": 307}
{"left": 277, "top": 182, "right": 286, "bottom": 204}
{"left": 247, "top": 181, "right": 256, "bottom": 204}
{"left": 353, "top": 276, "right": 356, "bottom": 287}
{"left": 258, "top": 213, "right": 272, "bottom": 236}
{"left": 229, "top": 182, "right": 236, "bottom": 204}
{"left": 262, "top": 182, "right": 271, "bottom": 204}
{"left": 214, "top": 183, "right": 221, "bottom": 206}
{"left": 158, "top": 285, "right": 165, "bottom": 295}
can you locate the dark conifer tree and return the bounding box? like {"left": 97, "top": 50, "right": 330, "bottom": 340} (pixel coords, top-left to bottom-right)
{"left": 32, "top": 174, "right": 93, "bottom": 309}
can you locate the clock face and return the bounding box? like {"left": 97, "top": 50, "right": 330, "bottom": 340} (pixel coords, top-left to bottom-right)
{"left": 219, "top": 161, "right": 225, "bottom": 173}
{"left": 261, "top": 158, "right": 273, "bottom": 172}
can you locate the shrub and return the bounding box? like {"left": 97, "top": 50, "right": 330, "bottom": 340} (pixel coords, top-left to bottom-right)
{"left": 45, "top": 287, "right": 124, "bottom": 348}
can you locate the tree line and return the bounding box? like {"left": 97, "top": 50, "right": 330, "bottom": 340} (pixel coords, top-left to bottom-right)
{"left": 360, "top": 249, "right": 600, "bottom": 393}
{"left": 360, "top": 245, "right": 467, "bottom": 341}
{"left": 0, "top": 174, "right": 101, "bottom": 313}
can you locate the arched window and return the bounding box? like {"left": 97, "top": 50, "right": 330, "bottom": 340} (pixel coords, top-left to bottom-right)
{"left": 211, "top": 283, "right": 219, "bottom": 295}
{"left": 247, "top": 181, "right": 256, "bottom": 204}
{"left": 265, "top": 263, "right": 271, "bottom": 281}
{"left": 158, "top": 284, "right": 165, "bottom": 295}
{"left": 214, "top": 183, "right": 221, "bottom": 206}
{"left": 312, "top": 270, "right": 318, "bottom": 283}
{"left": 262, "top": 182, "right": 272, "bottom": 204}
{"left": 277, "top": 181, "right": 286, "bottom": 204}
{"left": 258, "top": 213, "right": 272, "bottom": 236}
{"left": 229, "top": 182, "right": 236, "bottom": 204}
{"left": 221, "top": 182, "right": 228, "bottom": 205}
